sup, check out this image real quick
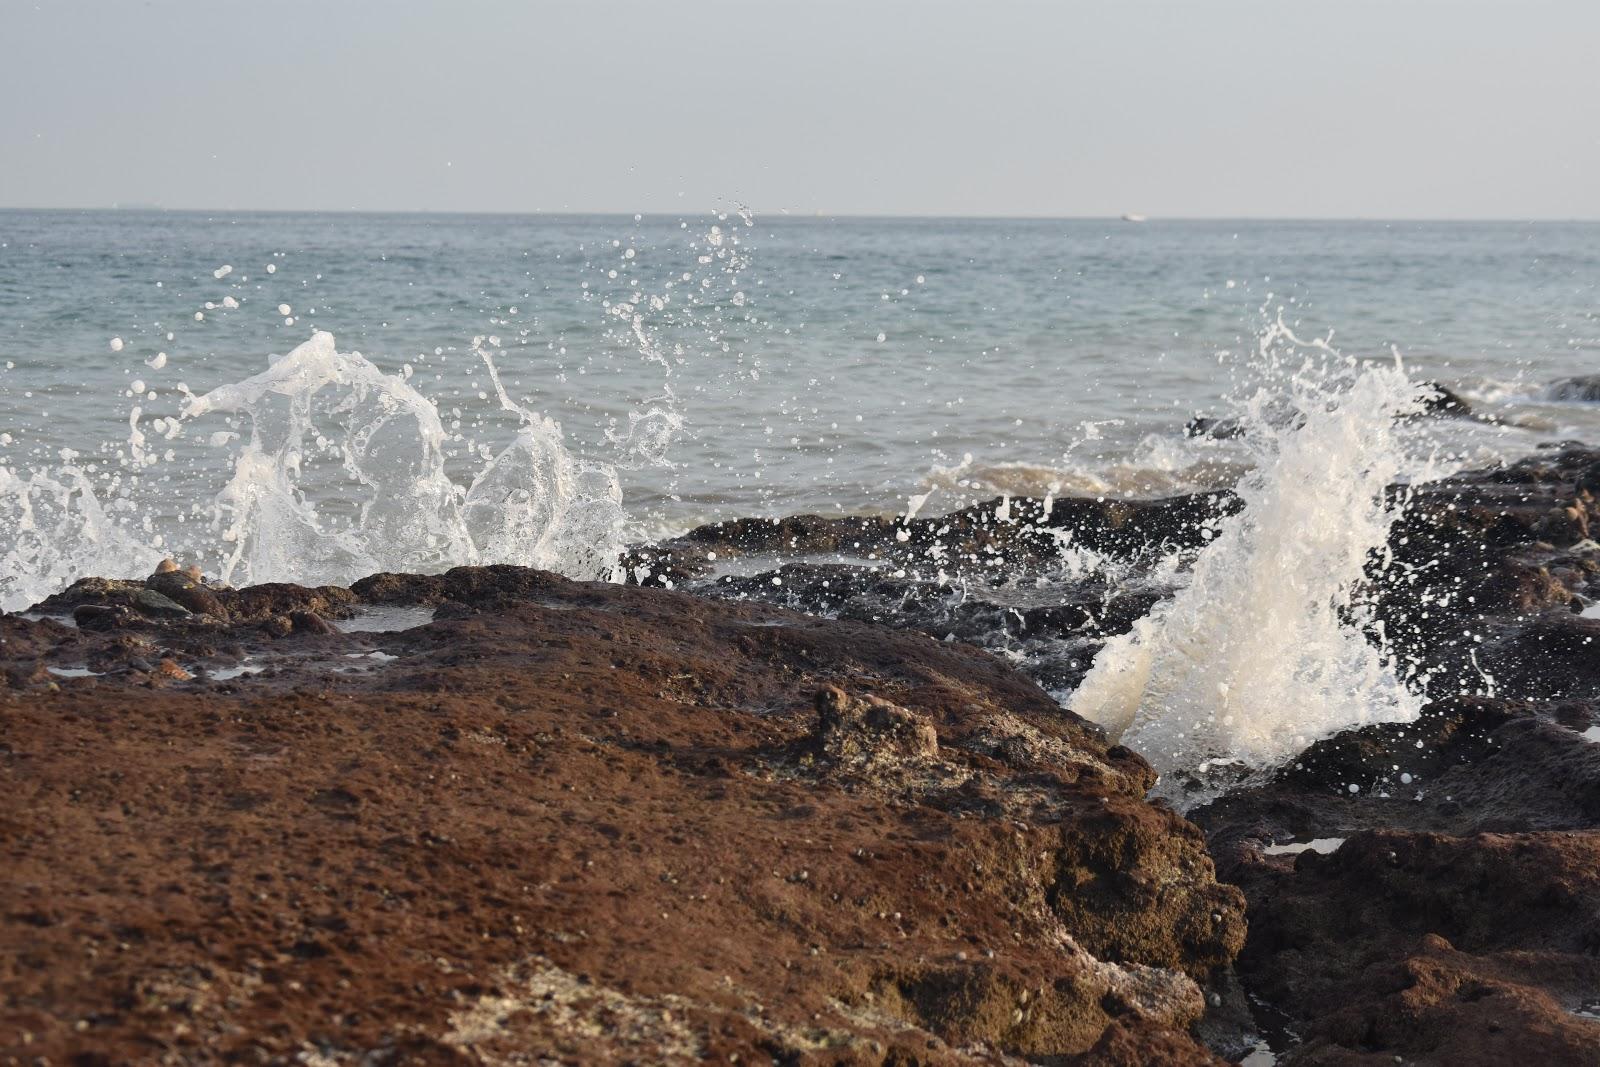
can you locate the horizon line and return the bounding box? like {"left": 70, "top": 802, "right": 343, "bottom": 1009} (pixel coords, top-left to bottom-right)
{"left": 1, "top": 205, "right": 1597, "bottom": 225}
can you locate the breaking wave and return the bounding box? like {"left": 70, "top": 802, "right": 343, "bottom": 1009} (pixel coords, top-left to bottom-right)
{"left": 1069, "top": 320, "right": 1443, "bottom": 804}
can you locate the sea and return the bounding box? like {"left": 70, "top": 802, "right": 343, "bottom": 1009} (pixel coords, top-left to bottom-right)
{"left": 3, "top": 209, "right": 1598, "bottom": 788}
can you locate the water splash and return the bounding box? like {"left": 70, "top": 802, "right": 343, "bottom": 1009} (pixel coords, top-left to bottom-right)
{"left": 1069, "top": 319, "right": 1436, "bottom": 804}
{"left": 0, "top": 330, "right": 631, "bottom": 610}
{"left": 183, "top": 330, "right": 627, "bottom": 589}
{"left": 462, "top": 336, "right": 626, "bottom": 580}
{"left": 0, "top": 213, "right": 772, "bottom": 611}
{"left": 0, "top": 464, "right": 161, "bottom": 611}
{"left": 184, "top": 331, "right": 478, "bottom": 587}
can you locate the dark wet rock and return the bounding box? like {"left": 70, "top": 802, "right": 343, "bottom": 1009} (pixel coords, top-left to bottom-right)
{"left": 71, "top": 603, "right": 131, "bottom": 631}
{"left": 258, "top": 613, "right": 293, "bottom": 638}
{"left": 1223, "top": 830, "right": 1600, "bottom": 1065}
{"left": 143, "top": 570, "right": 225, "bottom": 616}
{"left": 1194, "top": 688, "right": 1600, "bottom": 1063}
{"left": 628, "top": 489, "right": 1221, "bottom": 700}
{"left": 1375, "top": 445, "right": 1600, "bottom": 701}
{"left": 352, "top": 564, "right": 570, "bottom": 610}
{"left": 1417, "top": 380, "right": 1472, "bottom": 417}
{"left": 0, "top": 564, "right": 1236, "bottom": 1064}
{"left": 288, "top": 610, "right": 338, "bottom": 635}
{"left": 1184, "top": 416, "right": 1246, "bottom": 440}
{"left": 1187, "top": 383, "right": 1468, "bottom": 443}
{"left": 131, "top": 587, "right": 191, "bottom": 618}
{"left": 1543, "top": 374, "right": 1600, "bottom": 402}
{"left": 32, "top": 576, "right": 144, "bottom": 615}
{"left": 223, "top": 581, "right": 359, "bottom": 621}
{"left": 633, "top": 490, "right": 1239, "bottom": 588}
{"left": 1482, "top": 613, "right": 1600, "bottom": 699}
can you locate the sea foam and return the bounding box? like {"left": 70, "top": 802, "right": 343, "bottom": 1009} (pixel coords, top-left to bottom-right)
{"left": 1069, "top": 320, "right": 1435, "bottom": 804}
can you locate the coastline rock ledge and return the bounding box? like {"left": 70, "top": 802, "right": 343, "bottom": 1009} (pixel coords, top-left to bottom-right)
{"left": 2, "top": 565, "right": 1243, "bottom": 1065}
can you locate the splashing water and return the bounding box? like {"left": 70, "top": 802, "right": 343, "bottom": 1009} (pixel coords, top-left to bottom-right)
{"left": 185, "top": 331, "right": 477, "bottom": 587}
{"left": 1069, "top": 320, "right": 1437, "bottom": 803}
{"left": 0, "top": 464, "right": 162, "bottom": 610}
{"left": 186, "top": 330, "right": 628, "bottom": 589}
{"left": 0, "top": 331, "right": 629, "bottom": 609}
{"left": 0, "top": 213, "right": 767, "bottom": 611}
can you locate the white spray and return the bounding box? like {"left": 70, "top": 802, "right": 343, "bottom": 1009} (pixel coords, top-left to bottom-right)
{"left": 177, "top": 330, "right": 629, "bottom": 590}
{"left": 1069, "top": 320, "right": 1434, "bottom": 802}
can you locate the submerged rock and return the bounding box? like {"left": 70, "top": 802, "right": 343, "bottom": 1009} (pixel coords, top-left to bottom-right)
{"left": 1544, "top": 374, "right": 1600, "bottom": 402}
{"left": 1417, "top": 380, "right": 1473, "bottom": 417}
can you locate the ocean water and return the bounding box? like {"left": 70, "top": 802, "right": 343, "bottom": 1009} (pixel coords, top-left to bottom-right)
{"left": 3, "top": 211, "right": 1598, "bottom": 536}
{"left": 3, "top": 210, "right": 1598, "bottom": 787}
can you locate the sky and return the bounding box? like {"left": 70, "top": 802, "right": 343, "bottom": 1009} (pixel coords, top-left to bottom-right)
{"left": 2, "top": 0, "right": 1597, "bottom": 219}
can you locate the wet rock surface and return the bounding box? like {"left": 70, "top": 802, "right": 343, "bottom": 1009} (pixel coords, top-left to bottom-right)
{"left": 1190, "top": 445, "right": 1600, "bottom": 1064}
{"left": 10, "top": 445, "right": 1600, "bottom": 1064}
{"left": 626, "top": 492, "right": 1237, "bottom": 698}
{"left": 2, "top": 565, "right": 1241, "bottom": 1064}
{"left": 635, "top": 445, "right": 1600, "bottom": 1064}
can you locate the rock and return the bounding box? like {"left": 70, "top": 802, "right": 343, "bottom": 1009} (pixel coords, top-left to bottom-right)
{"left": 812, "top": 685, "right": 939, "bottom": 764}
{"left": 1417, "top": 380, "right": 1472, "bottom": 417}
{"left": 0, "top": 565, "right": 1240, "bottom": 1064}
{"left": 71, "top": 604, "right": 131, "bottom": 632}
{"left": 30, "top": 577, "right": 143, "bottom": 616}
{"left": 154, "top": 658, "right": 191, "bottom": 681}
{"left": 1543, "top": 374, "right": 1600, "bottom": 402}
{"left": 131, "top": 588, "right": 190, "bottom": 619}
{"left": 1536, "top": 503, "right": 1590, "bottom": 545}
{"left": 1184, "top": 416, "right": 1245, "bottom": 440}
{"left": 144, "top": 571, "right": 225, "bottom": 617}
{"left": 259, "top": 614, "right": 293, "bottom": 638}
{"left": 224, "top": 582, "right": 359, "bottom": 622}
{"left": 1226, "top": 830, "right": 1600, "bottom": 1065}
{"left": 289, "top": 610, "right": 337, "bottom": 635}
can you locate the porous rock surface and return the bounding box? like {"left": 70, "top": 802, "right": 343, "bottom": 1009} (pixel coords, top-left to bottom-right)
{"left": 1, "top": 566, "right": 1242, "bottom": 1065}
{"left": 1193, "top": 445, "right": 1600, "bottom": 1065}
{"left": 643, "top": 444, "right": 1600, "bottom": 1064}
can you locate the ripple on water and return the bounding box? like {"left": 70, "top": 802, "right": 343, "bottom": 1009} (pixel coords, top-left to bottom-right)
{"left": 341, "top": 605, "right": 437, "bottom": 633}
{"left": 1262, "top": 838, "right": 1345, "bottom": 857}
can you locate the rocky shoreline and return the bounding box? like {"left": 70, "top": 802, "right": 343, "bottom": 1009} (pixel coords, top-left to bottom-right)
{"left": 6, "top": 446, "right": 1600, "bottom": 1064}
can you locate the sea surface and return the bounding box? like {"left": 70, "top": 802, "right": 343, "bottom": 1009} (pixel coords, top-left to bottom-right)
{"left": 2, "top": 210, "right": 1598, "bottom": 605}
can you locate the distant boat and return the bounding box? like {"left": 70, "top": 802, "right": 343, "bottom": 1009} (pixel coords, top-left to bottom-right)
{"left": 1121, "top": 213, "right": 1148, "bottom": 223}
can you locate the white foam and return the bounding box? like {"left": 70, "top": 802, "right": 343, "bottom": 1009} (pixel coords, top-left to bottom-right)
{"left": 1262, "top": 837, "right": 1345, "bottom": 857}
{"left": 46, "top": 665, "right": 103, "bottom": 678}
{"left": 1070, "top": 319, "right": 1434, "bottom": 803}
{"left": 0, "top": 465, "right": 162, "bottom": 612}
{"left": 184, "top": 331, "right": 626, "bottom": 588}
{"left": 210, "top": 663, "right": 263, "bottom": 680}
{"left": 1240, "top": 1040, "right": 1277, "bottom": 1066}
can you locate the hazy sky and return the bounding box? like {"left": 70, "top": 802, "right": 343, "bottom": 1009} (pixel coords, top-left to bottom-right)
{"left": 3, "top": 0, "right": 1597, "bottom": 218}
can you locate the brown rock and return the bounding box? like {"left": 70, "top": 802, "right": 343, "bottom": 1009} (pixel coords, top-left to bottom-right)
{"left": 0, "top": 566, "right": 1237, "bottom": 1064}
{"left": 144, "top": 570, "right": 225, "bottom": 617}
{"left": 813, "top": 684, "right": 940, "bottom": 764}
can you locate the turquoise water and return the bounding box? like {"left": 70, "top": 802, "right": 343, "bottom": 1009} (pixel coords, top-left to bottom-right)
{"left": 1, "top": 210, "right": 1597, "bottom": 592}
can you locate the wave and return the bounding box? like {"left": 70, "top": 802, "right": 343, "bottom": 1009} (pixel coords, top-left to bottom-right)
{"left": 1068, "top": 319, "right": 1441, "bottom": 804}
{"left": 0, "top": 331, "right": 627, "bottom": 611}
